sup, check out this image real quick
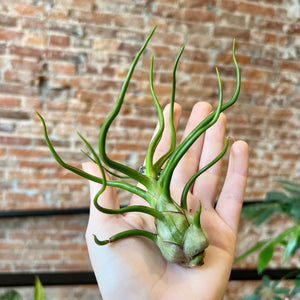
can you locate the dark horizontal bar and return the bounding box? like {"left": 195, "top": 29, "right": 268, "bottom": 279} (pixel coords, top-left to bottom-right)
{"left": 0, "top": 208, "right": 90, "bottom": 218}
{"left": 0, "top": 200, "right": 261, "bottom": 218}
{"left": 0, "top": 269, "right": 299, "bottom": 287}
{"left": 0, "top": 272, "right": 96, "bottom": 287}
{"left": 230, "top": 268, "right": 300, "bottom": 281}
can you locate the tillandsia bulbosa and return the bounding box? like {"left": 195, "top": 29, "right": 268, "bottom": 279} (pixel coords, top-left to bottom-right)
{"left": 36, "top": 26, "right": 240, "bottom": 267}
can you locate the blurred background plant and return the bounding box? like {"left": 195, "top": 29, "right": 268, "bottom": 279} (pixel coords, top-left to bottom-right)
{"left": 236, "top": 180, "right": 300, "bottom": 300}
{"left": 241, "top": 274, "right": 300, "bottom": 300}
{"left": 0, "top": 277, "right": 45, "bottom": 300}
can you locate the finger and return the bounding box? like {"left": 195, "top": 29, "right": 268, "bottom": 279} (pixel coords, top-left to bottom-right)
{"left": 171, "top": 102, "right": 212, "bottom": 190}
{"left": 215, "top": 140, "right": 249, "bottom": 232}
{"left": 191, "top": 113, "right": 227, "bottom": 210}
{"left": 152, "top": 102, "right": 182, "bottom": 164}
{"left": 129, "top": 103, "right": 182, "bottom": 206}
{"left": 82, "top": 161, "right": 119, "bottom": 222}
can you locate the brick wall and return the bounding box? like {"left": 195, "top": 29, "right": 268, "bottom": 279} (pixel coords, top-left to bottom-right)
{"left": 0, "top": 0, "right": 299, "bottom": 298}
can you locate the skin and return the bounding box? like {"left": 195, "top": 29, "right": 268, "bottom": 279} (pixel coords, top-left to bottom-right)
{"left": 83, "top": 101, "right": 249, "bottom": 300}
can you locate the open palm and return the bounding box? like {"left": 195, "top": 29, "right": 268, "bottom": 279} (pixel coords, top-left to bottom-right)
{"left": 84, "top": 102, "right": 249, "bottom": 300}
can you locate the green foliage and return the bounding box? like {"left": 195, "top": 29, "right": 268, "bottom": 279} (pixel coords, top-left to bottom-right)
{"left": 0, "top": 291, "right": 22, "bottom": 300}
{"left": 242, "top": 274, "right": 300, "bottom": 300}
{"left": 243, "top": 180, "right": 300, "bottom": 224}
{"left": 237, "top": 181, "right": 300, "bottom": 299}
{"left": 34, "top": 277, "right": 45, "bottom": 300}
{"left": 0, "top": 277, "right": 45, "bottom": 300}
{"left": 236, "top": 181, "right": 300, "bottom": 272}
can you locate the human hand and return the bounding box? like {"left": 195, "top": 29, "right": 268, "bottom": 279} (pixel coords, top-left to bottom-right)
{"left": 83, "top": 101, "right": 249, "bottom": 300}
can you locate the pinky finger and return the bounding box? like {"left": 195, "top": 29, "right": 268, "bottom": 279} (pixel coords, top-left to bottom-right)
{"left": 215, "top": 140, "right": 249, "bottom": 233}
{"left": 82, "top": 161, "right": 119, "bottom": 224}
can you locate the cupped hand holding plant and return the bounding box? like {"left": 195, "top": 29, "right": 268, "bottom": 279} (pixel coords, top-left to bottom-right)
{"left": 83, "top": 103, "right": 249, "bottom": 300}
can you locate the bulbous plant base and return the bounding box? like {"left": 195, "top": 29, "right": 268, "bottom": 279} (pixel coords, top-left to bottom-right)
{"left": 37, "top": 25, "right": 240, "bottom": 268}
{"left": 156, "top": 226, "right": 209, "bottom": 267}
{"left": 154, "top": 201, "right": 209, "bottom": 267}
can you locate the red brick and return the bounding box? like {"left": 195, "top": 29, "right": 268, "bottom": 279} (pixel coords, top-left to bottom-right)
{"left": 0, "top": 28, "right": 22, "bottom": 41}
{"left": 242, "top": 68, "right": 273, "bottom": 82}
{"left": 48, "top": 62, "right": 77, "bottom": 75}
{"left": 113, "top": 142, "right": 147, "bottom": 151}
{"left": 214, "top": 26, "right": 250, "bottom": 41}
{"left": 183, "top": 48, "right": 210, "bottom": 63}
{"left": 45, "top": 100, "right": 66, "bottom": 111}
{"left": 70, "top": 10, "right": 112, "bottom": 25}
{"left": 11, "top": 58, "right": 44, "bottom": 72}
{"left": 279, "top": 61, "right": 300, "bottom": 72}
{"left": 237, "top": 2, "right": 275, "bottom": 17}
{"left": 8, "top": 148, "right": 49, "bottom": 158}
{"left": 48, "top": 22, "right": 82, "bottom": 37}
{"left": 3, "top": 69, "right": 36, "bottom": 85}
{"left": 88, "top": 103, "right": 112, "bottom": 115}
{"left": 9, "top": 45, "right": 43, "bottom": 58}
{"left": 257, "top": 20, "right": 284, "bottom": 32}
{"left": 218, "top": 0, "right": 237, "bottom": 11}
{"left": 264, "top": 33, "right": 288, "bottom": 46}
{"left": 266, "top": 83, "right": 296, "bottom": 96}
{"left": 119, "top": 118, "right": 156, "bottom": 129}
{"left": 178, "top": 0, "right": 217, "bottom": 8}
{"left": 0, "top": 110, "right": 31, "bottom": 120}
{"left": 151, "top": 3, "right": 180, "bottom": 19}
{"left": 19, "top": 160, "right": 61, "bottom": 169}
{"left": 75, "top": 90, "right": 105, "bottom": 102}
{"left": 0, "top": 148, "right": 6, "bottom": 156}
{"left": 41, "top": 253, "right": 61, "bottom": 260}
{"left": 286, "top": 23, "right": 300, "bottom": 35}
{"left": 48, "top": 76, "right": 94, "bottom": 90}
{"left": 219, "top": 12, "right": 247, "bottom": 27}
{"left": 0, "top": 83, "right": 39, "bottom": 97}
{"left": 0, "top": 14, "right": 17, "bottom": 27}
{"left": 23, "top": 98, "right": 43, "bottom": 110}
{"left": 114, "top": 13, "right": 144, "bottom": 28}
{"left": 290, "top": 97, "right": 300, "bottom": 108}
{"left": 269, "top": 107, "right": 294, "bottom": 120}
{"left": 49, "top": 35, "right": 70, "bottom": 47}
{"left": 92, "top": 39, "right": 119, "bottom": 51}
{"left": 47, "top": 9, "right": 69, "bottom": 20}
{"left": 56, "top": 0, "right": 94, "bottom": 11}
{"left": 24, "top": 32, "right": 46, "bottom": 47}
{"left": 8, "top": 170, "right": 48, "bottom": 180}
{"left": 180, "top": 61, "right": 211, "bottom": 74}
{"left": 76, "top": 113, "right": 106, "bottom": 125}
{"left": 216, "top": 53, "right": 251, "bottom": 65}
{"left": 0, "top": 135, "right": 31, "bottom": 145}
{"left": 252, "top": 57, "right": 274, "bottom": 68}
{"left": 118, "top": 42, "right": 143, "bottom": 56}
{"left": 43, "top": 49, "right": 79, "bottom": 60}
{"left": 57, "top": 182, "right": 85, "bottom": 192}
{"left": 7, "top": 3, "right": 45, "bottom": 17}
{"left": 0, "top": 96, "right": 20, "bottom": 107}
{"left": 181, "top": 8, "right": 216, "bottom": 23}
{"left": 19, "top": 17, "right": 46, "bottom": 30}
{"left": 0, "top": 241, "right": 25, "bottom": 250}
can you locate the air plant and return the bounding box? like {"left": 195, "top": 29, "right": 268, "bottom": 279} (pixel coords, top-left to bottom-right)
{"left": 36, "top": 26, "right": 240, "bottom": 267}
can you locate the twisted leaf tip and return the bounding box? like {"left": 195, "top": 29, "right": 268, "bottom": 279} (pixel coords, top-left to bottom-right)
{"left": 37, "top": 26, "right": 240, "bottom": 267}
